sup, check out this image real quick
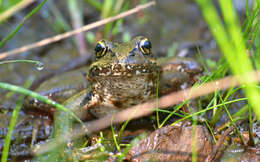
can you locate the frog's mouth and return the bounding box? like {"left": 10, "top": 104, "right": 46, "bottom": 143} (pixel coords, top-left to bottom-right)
{"left": 88, "top": 63, "right": 159, "bottom": 77}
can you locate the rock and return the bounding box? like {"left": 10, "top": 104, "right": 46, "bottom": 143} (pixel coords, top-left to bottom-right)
{"left": 127, "top": 124, "right": 212, "bottom": 161}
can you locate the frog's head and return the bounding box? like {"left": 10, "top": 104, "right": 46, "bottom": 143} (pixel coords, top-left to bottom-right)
{"left": 88, "top": 36, "right": 159, "bottom": 78}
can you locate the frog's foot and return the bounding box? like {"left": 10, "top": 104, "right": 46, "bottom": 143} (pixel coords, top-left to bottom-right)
{"left": 80, "top": 91, "right": 95, "bottom": 107}
{"left": 81, "top": 90, "right": 104, "bottom": 118}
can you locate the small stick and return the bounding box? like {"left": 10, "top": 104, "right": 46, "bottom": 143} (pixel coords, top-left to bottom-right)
{"left": 0, "top": 0, "right": 35, "bottom": 23}
{"left": 205, "top": 126, "right": 234, "bottom": 162}
{"left": 34, "top": 71, "right": 260, "bottom": 155}
{"left": 0, "top": 1, "right": 156, "bottom": 60}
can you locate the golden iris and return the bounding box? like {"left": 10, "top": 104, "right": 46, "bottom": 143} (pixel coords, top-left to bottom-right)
{"left": 139, "top": 38, "right": 152, "bottom": 55}
{"left": 95, "top": 40, "right": 107, "bottom": 58}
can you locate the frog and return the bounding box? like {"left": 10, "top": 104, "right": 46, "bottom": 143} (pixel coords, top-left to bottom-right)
{"left": 62, "top": 36, "right": 203, "bottom": 118}
{"left": 5, "top": 36, "right": 202, "bottom": 160}
{"left": 25, "top": 36, "right": 203, "bottom": 118}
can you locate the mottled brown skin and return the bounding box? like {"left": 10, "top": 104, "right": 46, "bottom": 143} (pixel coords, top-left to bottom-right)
{"left": 13, "top": 37, "right": 202, "bottom": 159}
{"left": 84, "top": 36, "right": 159, "bottom": 117}
{"left": 25, "top": 36, "right": 203, "bottom": 118}
{"left": 81, "top": 36, "right": 203, "bottom": 117}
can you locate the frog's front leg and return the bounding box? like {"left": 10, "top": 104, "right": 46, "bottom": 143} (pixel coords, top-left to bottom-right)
{"left": 67, "top": 89, "right": 113, "bottom": 119}
{"left": 63, "top": 89, "right": 97, "bottom": 120}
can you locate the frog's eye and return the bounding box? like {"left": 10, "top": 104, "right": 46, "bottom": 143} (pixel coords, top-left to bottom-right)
{"left": 95, "top": 40, "right": 107, "bottom": 58}
{"left": 139, "top": 38, "right": 152, "bottom": 55}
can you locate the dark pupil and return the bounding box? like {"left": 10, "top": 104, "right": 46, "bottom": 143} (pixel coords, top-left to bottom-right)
{"left": 95, "top": 43, "right": 103, "bottom": 53}
{"left": 142, "top": 41, "right": 151, "bottom": 50}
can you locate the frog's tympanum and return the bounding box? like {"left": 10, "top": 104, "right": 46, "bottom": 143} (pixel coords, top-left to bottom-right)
{"left": 80, "top": 36, "right": 202, "bottom": 117}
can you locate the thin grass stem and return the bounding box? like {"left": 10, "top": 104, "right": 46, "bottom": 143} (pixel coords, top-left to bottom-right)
{"left": 0, "top": 0, "right": 47, "bottom": 48}
{"left": 1, "top": 77, "right": 33, "bottom": 162}
{"left": 0, "top": 82, "right": 83, "bottom": 124}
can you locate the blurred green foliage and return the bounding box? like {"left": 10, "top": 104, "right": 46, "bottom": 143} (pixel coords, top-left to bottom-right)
{"left": 0, "top": 0, "right": 20, "bottom": 13}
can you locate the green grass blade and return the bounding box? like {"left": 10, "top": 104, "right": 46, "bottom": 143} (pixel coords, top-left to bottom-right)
{"left": 1, "top": 77, "right": 33, "bottom": 162}
{"left": 111, "top": 1, "right": 129, "bottom": 36}
{"left": 192, "top": 118, "right": 198, "bottom": 162}
{"left": 84, "top": 0, "right": 102, "bottom": 11}
{"left": 1, "top": 96, "right": 25, "bottom": 162}
{"left": 243, "top": 2, "right": 260, "bottom": 39}
{"left": 204, "top": 120, "right": 217, "bottom": 143}
{"left": 0, "top": 0, "right": 48, "bottom": 48}
{"left": 0, "top": 59, "right": 43, "bottom": 69}
{"left": 156, "top": 75, "right": 160, "bottom": 128}
{"left": 47, "top": 0, "right": 71, "bottom": 32}
{"left": 171, "top": 98, "right": 247, "bottom": 126}
{"left": 111, "top": 116, "right": 120, "bottom": 152}
{"left": 196, "top": 0, "right": 260, "bottom": 120}
{"left": 218, "top": 93, "right": 245, "bottom": 144}
{"left": 248, "top": 105, "right": 255, "bottom": 146}
{"left": 0, "top": 82, "right": 83, "bottom": 124}
{"left": 159, "top": 101, "right": 186, "bottom": 128}
{"left": 219, "top": 0, "right": 251, "bottom": 73}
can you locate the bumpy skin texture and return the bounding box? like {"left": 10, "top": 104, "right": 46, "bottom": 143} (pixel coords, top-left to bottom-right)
{"left": 23, "top": 36, "right": 203, "bottom": 118}
{"left": 25, "top": 36, "right": 203, "bottom": 118}
{"left": 85, "top": 36, "right": 160, "bottom": 117}
{"left": 82, "top": 36, "right": 203, "bottom": 117}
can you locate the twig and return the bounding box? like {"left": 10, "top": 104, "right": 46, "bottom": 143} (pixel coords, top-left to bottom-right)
{"left": 0, "top": 1, "right": 156, "bottom": 60}
{"left": 0, "top": 0, "right": 48, "bottom": 48}
{"left": 0, "top": 0, "right": 35, "bottom": 23}
{"left": 34, "top": 71, "right": 260, "bottom": 155}
{"left": 205, "top": 126, "right": 234, "bottom": 162}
